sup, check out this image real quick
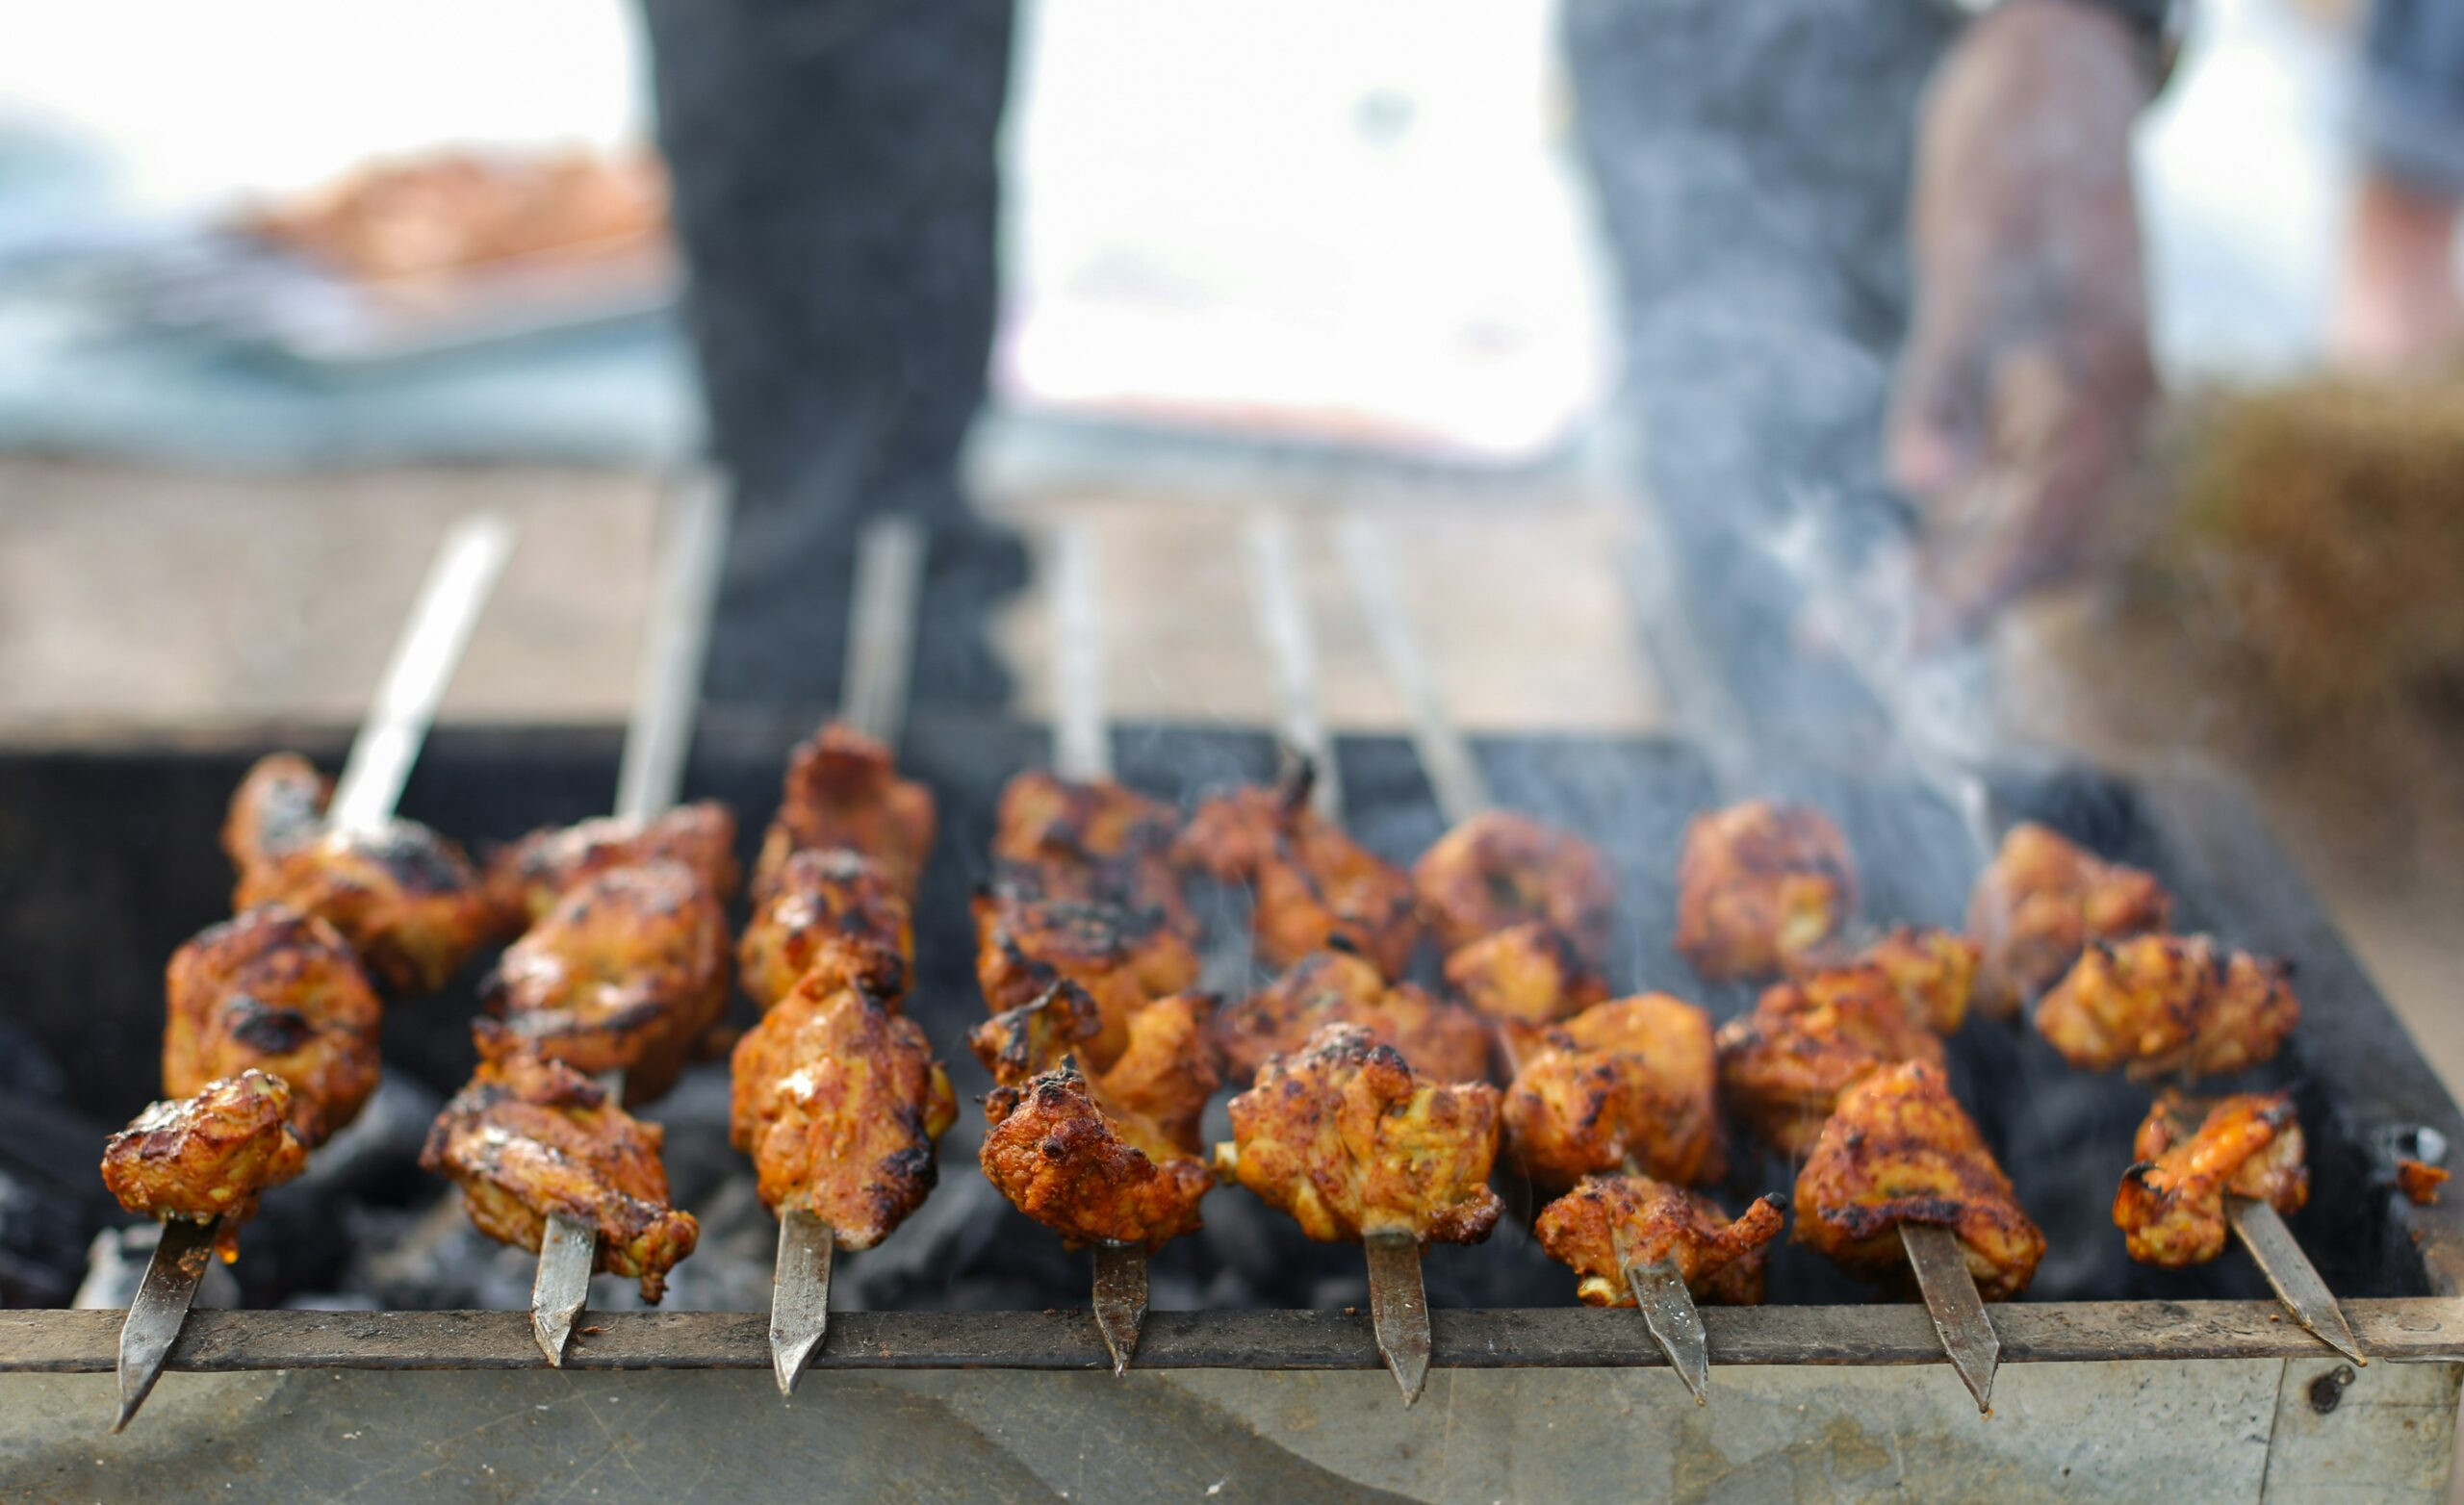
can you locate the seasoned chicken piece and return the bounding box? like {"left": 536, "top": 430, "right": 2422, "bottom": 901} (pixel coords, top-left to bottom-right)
{"left": 1674, "top": 800, "right": 1858, "bottom": 982}
{"left": 1787, "top": 926, "right": 1978, "bottom": 1035}
{"left": 1211, "top": 1024, "right": 1502, "bottom": 1245}
{"left": 422, "top": 1050, "right": 699, "bottom": 1301}
{"left": 1501, "top": 994, "right": 1724, "bottom": 1188}
{"left": 1176, "top": 763, "right": 1422, "bottom": 978}
{"left": 1534, "top": 1175, "right": 1786, "bottom": 1306}
{"left": 2034, "top": 934, "right": 2299, "bottom": 1078}
{"left": 990, "top": 770, "right": 1194, "bottom": 938}
{"left": 975, "top": 893, "right": 1200, "bottom": 1070}
{"left": 972, "top": 981, "right": 1223, "bottom": 1161}
{"left": 488, "top": 802, "right": 741, "bottom": 927}
{"left": 2113, "top": 1091, "right": 2307, "bottom": 1267}
{"left": 738, "top": 848, "right": 913, "bottom": 1011}
{"left": 982, "top": 1066, "right": 1215, "bottom": 1251}
{"left": 1443, "top": 921, "right": 1609, "bottom": 1026}
{"left": 480, "top": 860, "right": 732, "bottom": 1105}
{"left": 1213, "top": 948, "right": 1491, "bottom": 1087}
{"left": 1793, "top": 1060, "right": 2044, "bottom": 1301}
{"left": 221, "top": 752, "right": 331, "bottom": 879}
{"left": 163, "top": 906, "right": 382, "bottom": 1146}
{"left": 752, "top": 723, "right": 937, "bottom": 903}
{"left": 235, "top": 817, "right": 500, "bottom": 996}
{"left": 1966, "top": 822, "right": 2171, "bottom": 1017}
{"left": 1717, "top": 966, "right": 1947, "bottom": 1156}
{"left": 100, "top": 1070, "right": 309, "bottom": 1241}
{"left": 729, "top": 957, "right": 956, "bottom": 1249}
{"left": 1413, "top": 811, "right": 1615, "bottom": 966}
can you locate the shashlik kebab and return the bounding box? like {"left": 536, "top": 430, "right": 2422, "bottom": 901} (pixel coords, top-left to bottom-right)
{"left": 2115, "top": 1090, "right": 2308, "bottom": 1268}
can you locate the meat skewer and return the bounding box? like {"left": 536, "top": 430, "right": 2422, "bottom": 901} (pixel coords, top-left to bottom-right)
{"left": 106, "top": 513, "right": 515, "bottom": 1432}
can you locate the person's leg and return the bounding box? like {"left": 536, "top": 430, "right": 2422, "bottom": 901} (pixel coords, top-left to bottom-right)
{"left": 643, "top": 0, "right": 1022, "bottom": 717}
{"left": 2333, "top": 0, "right": 2464, "bottom": 374}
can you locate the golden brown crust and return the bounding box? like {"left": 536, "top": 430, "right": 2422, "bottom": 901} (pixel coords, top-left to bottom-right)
{"left": 729, "top": 966, "right": 955, "bottom": 1249}
{"left": 479, "top": 859, "right": 732, "bottom": 1105}
{"left": 422, "top": 1051, "right": 699, "bottom": 1301}
{"left": 1442, "top": 921, "right": 1610, "bottom": 1026}
{"left": 1786, "top": 926, "right": 1978, "bottom": 1035}
{"left": 989, "top": 771, "right": 1194, "bottom": 939}
{"left": 1534, "top": 1175, "right": 1785, "bottom": 1306}
{"left": 487, "top": 802, "right": 740, "bottom": 928}
{"left": 752, "top": 724, "right": 937, "bottom": 904}
{"left": 221, "top": 752, "right": 332, "bottom": 879}
{"left": 1966, "top": 822, "right": 2171, "bottom": 1017}
{"left": 1716, "top": 965, "right": 1947, "bottom": 1157}
{"left": 101, "top": 1070, "right": 309, "bottom": 1229}
{"left": 1214, "top": 949, "right": 1491, "bottom": 1087}
{"left": 1501, "top": 994, "right": 1724, "bottom": 1189}
{"left": 1673, "top": 800, "right": 1858, "bottom": 982}
{"left": 980, "top": 1067, "right": 1214, "bottom": 1250}
{"left": 163, "top": 905, "right": 382, "bottom": 1146}
{"left": 738, "top": 848, "right": 913, "bottom": 1012}
{"left": 1413, "top": 811, "right": 1615, "bottom": 965}
{"left": 1792, "top": 1061, "right": 2044, "bottom": 1301}
{"left": 2034, "top": 934, "right": 2299, "bottom": 1078}
{"left": 2113, "top": 1091, "right": 2306, "bottom": 1267}
{"left": 1175, "top": 770, "right": 1422, "bottom": 979}
{"left": 974, "top": 893, "right": 1201, "bottom": 1072}
{"left": 972, "top": 982, "right": 1222, "bottom": 1165}
{"left": 234, "top": 817, "right": 500, "bottom": 997}
{"left": 1212, "top": 1024, "right": 1502, "bottom": 1246}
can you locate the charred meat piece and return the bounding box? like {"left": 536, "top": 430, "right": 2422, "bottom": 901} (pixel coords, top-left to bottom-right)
{"left": 730, "top": 957, "right": 956, "bottom": 1250}
{"left": 990, "top": 770, "right": 1193, "bottom": 939}
{"left": 2113, "top": 1091, "right": 2307, "bottom": 1267}
{"left": 1213, "top": 948, "right": 1490, "bottom": 1087}
{"left": 163, "top": 906, "right": 382, "bottom": 1146}
{"left": 423, "top": 1051, "right": 699, "bottom": 1302}
{"left": 2034, "top": 934, "right": 2299, "bottom": 1078}
{"left": 1786, "top": 926, "right": 1978, "bottom": 1035}
{"left": 1501, "top": 993, "right": 1724, "bottom": 1188}
{"left": 1212, "top": 1024, "right": 1502, "bottom": 1246}
{"left": 1793, "top": 1060, "right": 2045, "bottom": 1301}
{"left": 751, "top": 724, "right": 937, "bottom": 903}
{"left": 488, "top": 802, "right": 740, "bottom": 927}
{"left": 1534, "top": 1175, "right": 1786, "bottom": 1306}
{"left": 974, "top": 893, "right": 1200, "bottom": 1072}
{"left": 1966, "top": 822, "right": 2171, "bottom": 1017}
{"left": 1717, "top": 965, "right": 1947, "bottom": 1157}
{"left": 1176, "top": 764, "right": 1422, "bottom": 979}
{"left": 1443, "top": 921, "right": 1609, "bottom": 1026}
{"left": 221, "top": 752, "right": 331, "bottom": 878}
{"left": 1673, "top": 800, "right": 1858, "bottom": 982}
{"left": 100, "top": 1070, "right": 309, "bottom": 1238}
{"left": 739, "top": 848, "right": 913, "bottom": 1011}
{"left": 981, "top": 1066, "right": 1214, "bottom": 1251}
{"left": 480, "top": 860, "right": 732, "bottom": 1105}
{"left": 1413, "top": 810, "right": 1614, "bottom": 967}
{"left": 234, "top": 818, "right": 500, "bottom": 997}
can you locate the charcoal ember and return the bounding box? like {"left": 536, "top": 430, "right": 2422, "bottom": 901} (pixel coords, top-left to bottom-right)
{"left": 0, "top": 1082, "right": 118, "bottom": 1309}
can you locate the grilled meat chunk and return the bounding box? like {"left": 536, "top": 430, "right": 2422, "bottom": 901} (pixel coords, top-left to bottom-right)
{"left": 100, "top": 1070, "right": 309, "bottom": 1238}
{"left": 1212, "top": 1024, "right": 1503, "bottom": 1245}
{"left": 1673, "top": 800, "right": 1858, "bottom": 982}
{"left": 163, "top": 906, "right": 382, "bottom": 1146}
{"left": 1718, "top": 965, "right": 1950, "bottom": 1157}
{"left": 2035, "top": 934, "right": 2299, "bottom": 1078}
{"left": 480, "top": 860, "right": 732, "bottom": 1105}
{"left": 981, "top": 1067, "right": 1214, "bottom": 1251}
{"left": 1787, "top": 926, "right": 1978, "bottom": 1035}
{"left": 1967, "top": 822, "right": 2171, "bottom": 1017}
{"left": 1535, "top": 1175, "right": 1786, "bottom": 1306}
{"left": 730, "top": 958, "right": 956, "bottom": 1249}
{"left": 488, "top": 802, "right": 740, "bottom": 927}
{"left": 751, "top": 723, "right": 937, "bottom": 903}
{"left": 221, "top": 752, "right": 331, "bottom": 877}
{"left": 990, "top": 770, "right": 1194, "bottom": 938}
{"left": 1443, "top": 921, "right": 1609, "bottom": 1025}
{"left": 1176, "top": 764, "right": 1421, "bottom": 978}
{"left": 1413, "top": 811, "right": 1614, "bottom": 967}
{"left": 1501, "top": 993, "right": 1724, "bottom": 1188}
{"left": 974, "top": 893, "right": 1200, "bottom": 1071}
{"left": 234, "top": 821, "right": 499, "bottom": 997}
{"left": 739, "top": 848, "right": 913, "bottom": 1011}
{"left": 972, "top": 981, "right": 1223, "bottom": 1161}
{"left": 423, "top": 1051, "right": 699, "bottom": 1301}
{"left": 1793, "top": 1060, "right": 2044, "bottom": 1301}
{"left": 1214, "top": 948, "right": 1491, "bottom": 1086}
{"left": 2113, "top": 1091, "right": 2307, "bottom": 1267}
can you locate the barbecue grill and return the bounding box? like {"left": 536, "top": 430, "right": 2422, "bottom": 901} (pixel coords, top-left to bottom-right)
{"left": 3, "top": 511, "right": 2461, "bottom": 1502}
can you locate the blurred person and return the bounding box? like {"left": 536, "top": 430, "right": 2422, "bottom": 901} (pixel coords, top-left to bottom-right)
{"left": 2332, "top": 0, "right": 2464, "bottom": 373}
{"left": 642, "top": 0, "right": 2174, "bottom": 726}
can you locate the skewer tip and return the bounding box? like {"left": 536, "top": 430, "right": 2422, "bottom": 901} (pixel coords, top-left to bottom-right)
{"left": 1091, "top": 1242, "right": 1148, "bottom": 1376}
{"left": 531, "top": 1214, "right": 596, "bottom": 1367}
{"left": 770, "top": 1212, "right": 835, "bottom": 1399}
{"left": 1625, "top": 1260, "right": 1711, "bottom": 1404}
{"left": 1899, "top": 1223, "right": 2000, "bottom": 1416}
{"left": 1364, "top": 1232, "right": 1432, "bottom": 1407}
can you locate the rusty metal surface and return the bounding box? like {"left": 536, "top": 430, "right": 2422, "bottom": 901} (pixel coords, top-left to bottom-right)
{"left": 6, "top": 1357, "right": 2455, "bottom": 1502}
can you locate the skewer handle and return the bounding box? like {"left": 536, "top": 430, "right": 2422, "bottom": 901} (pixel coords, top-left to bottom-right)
{"left": 2228, "top": 1197, "right": 2366, "bottom": 1365}
{"left": 1245, "top": 512, "right": 1341, "bottom": 820}
{"left": 1363, "top": 1230, "right": 1433, "bottom": 1406}
{"left": 1899, "top": 1222, "right": 2000, "bottom": 1415}
{"left": 1334, "top": 516, "right": 1490, "bottom": 826}
{"left": 111, "top": 1217, "right": 219, "bottom": 1433}
{"left": 614, "top": 474, "right": 731, "bottom": 824}
{"left": 330, "top": 513, "right": 517, "bottom": 833}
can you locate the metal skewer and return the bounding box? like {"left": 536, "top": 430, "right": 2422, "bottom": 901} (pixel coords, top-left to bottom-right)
{"left": 116, "top": 512, "right": 516, "bottom": 1432}
{"left": 769, "top": 513, "right": 927, "bottom": 1398}
{"left": 1900, "top": 1224, "right": 2002, "bottom": 1414}
{"left": 2228, "top": 1198, "right": 2367, "bottom": 1365}
{"left": 531, "top": 474, "right": 729, "bottom": 1366}
{"left": 1338, "top": 516, "right": 1706, "bottom": 1405}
